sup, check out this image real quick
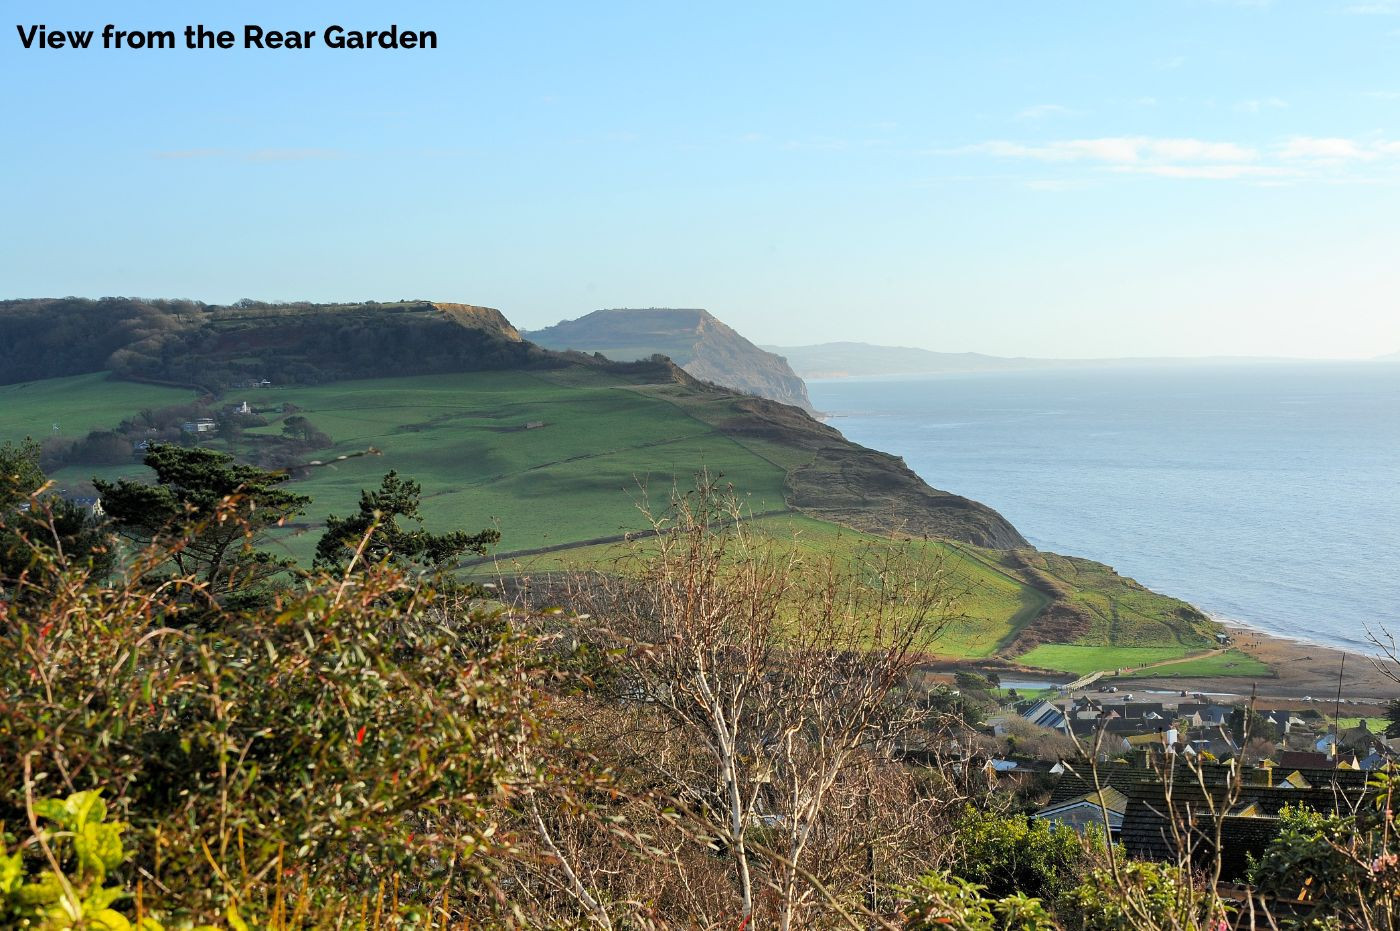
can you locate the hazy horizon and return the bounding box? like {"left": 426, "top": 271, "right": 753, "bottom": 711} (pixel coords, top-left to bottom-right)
{"left": 6, "top": 1, "right": 1400, "bottom": 358}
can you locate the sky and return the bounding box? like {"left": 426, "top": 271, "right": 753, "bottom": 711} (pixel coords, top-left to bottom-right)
{"left": 5, "top": 0, "right": 1400, "bottom": 359}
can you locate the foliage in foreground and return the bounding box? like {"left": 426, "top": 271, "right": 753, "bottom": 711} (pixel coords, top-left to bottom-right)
{"left": 1, "top": 499, "right": 540, "bottom": 926}
{"left": 7, "top": 473, "right": 1400, "bottom": 927}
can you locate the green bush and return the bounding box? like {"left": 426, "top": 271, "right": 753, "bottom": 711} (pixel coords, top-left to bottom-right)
{"left": 1246, "top": 804, "right": 1364, "bottom": 901}
{"left": 1067, "top": 861, "right": 1225, "bottom": 931}
{"left": 2, "top": 790, "right": 180, "bottom": 930}
{"left": 947, "top": 808, "right": 1100, "bottom": 903}
{"left": 0, "top": 516, "right": 544, "bottom": 924}
{"left": 905, "top": 871, "right": 1056, "bottom": 930}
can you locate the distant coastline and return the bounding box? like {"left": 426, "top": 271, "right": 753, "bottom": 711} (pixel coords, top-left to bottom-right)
{"left": 772, "top": 340, "right": 1400, "bottom": 382}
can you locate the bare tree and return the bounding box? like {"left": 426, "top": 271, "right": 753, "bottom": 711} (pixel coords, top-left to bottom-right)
{"left": 557, "top": 478, "right": 959, "bottom": 928}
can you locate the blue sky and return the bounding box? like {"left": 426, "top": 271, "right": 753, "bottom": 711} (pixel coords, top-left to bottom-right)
{"left": 5, "top": 0, "right": 1400, "bottom": 357}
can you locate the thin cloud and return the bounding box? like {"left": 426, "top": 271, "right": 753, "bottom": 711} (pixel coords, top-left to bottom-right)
{"left": 1113, "top": 163, "right": 1297, "bottom": 179}
{"left": 151, "top": 147, "right": 342, "bottom": 162}
{"left": 246, "top": 148, "right": 342, "bottom": 162}
{"left": 1278, "top": 136, "right": 1376, "bottom": 160}
{"left": 953, "top": 137, "right": 1258, "bottom": 165}
{"left": 939, "top": 134, "right": 1400, "bottom": 181}
{"left": 1024, "top": 179, "right": 1088, "bottom": 191}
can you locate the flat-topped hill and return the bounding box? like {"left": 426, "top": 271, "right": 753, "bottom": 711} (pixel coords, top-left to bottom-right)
{"left": 0, "top": 298, "right": 537, "bottom": 391}
{"left": 0, "top": 296, "right": 1227, "bottom": 675}
{"left": 526, "top": 308, "right": 815, "bottom": 413}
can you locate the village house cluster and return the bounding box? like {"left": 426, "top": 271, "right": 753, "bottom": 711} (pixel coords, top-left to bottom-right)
{"left": 969, "top": 687, "right": 1398, "bottom": 891}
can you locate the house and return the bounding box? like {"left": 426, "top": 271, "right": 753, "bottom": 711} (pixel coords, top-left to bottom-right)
{"left": 1121, "top": 702, "right": 1166, "bottom": 721}
{"left": 1199, "top": 705, "right": 1233, "bottom": 727}
{"left": 1124, "top": 727, "right": 1180, "bottom": 751}
{"left": 63, "top": 496, "right": 104, "bottom": 518}
{"left": 226, "top": 400, "right": 252, "bottom": 415}
{"left": 1340, "top": 722, "right": 1385, "bottom": 754}
{"left": 1261, "top": 710, "right": 1307, "bottom": 736}
{"left": 1274, "top": 769, "right": 1312, "bottom": 790}
{"left": 1034, "top": 786, "right": 1128, "bottom": 838}
{"left": 1020, "top": 700, "right": 1068, "bottom": 732}
{"left": 1092, "top": 764, "right": 1372, "bottom": 881}
{"left": 181, "top": 418, "right": 217, "bottom": 434}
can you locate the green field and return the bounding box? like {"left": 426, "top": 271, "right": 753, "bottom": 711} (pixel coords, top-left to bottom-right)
{"left": 0, "top": 368, "right": 1253, "bottom": 677}
{"left": 1016, "top": 644, "right": 1196, "bottom": 676}
{"left": 1119, "top": 649, "right": 1273, "bottom": 680}
{"left": 1336, "top": 717, "right": 1388, "bottom": 732}
{"left": 228, "top": 370, "right": 793, "bottom": 563}
{"left": 1016, "top": 644, "right": 1273, "bottom": 679}
{"left": 0, "top": 373, "right": 193, "bottom": 442}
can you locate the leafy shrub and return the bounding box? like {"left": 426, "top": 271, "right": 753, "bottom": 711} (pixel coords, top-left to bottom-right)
{"left": 0, "top": 508, "right": 544, "bottom": 924}
{"left": 2, "top": 790, "right": 175, "bottom": 930}
{"left": 1247, "top": 804, "right": 1364, "bottom": 902}
{"left": 905, "top": 871, "right": 1056, "bottom": 930}
{"left": 947, "top": 808, "right": 1100, "bottom": 903}
{"left": 1067, "top": 861, "right": 1226, "bottom": 931}
{"left": 1245, "top": 792, "right": 1400, "bottom": 925}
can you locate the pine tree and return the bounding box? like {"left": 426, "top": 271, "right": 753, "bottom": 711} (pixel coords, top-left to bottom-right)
{"left": 315, "top": 470, "right": 498, "bottom": 574}
{"left": 94, "top": 444, "right": 308, "bottom": 596}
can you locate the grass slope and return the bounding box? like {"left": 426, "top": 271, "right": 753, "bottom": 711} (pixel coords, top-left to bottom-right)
{"left": 0, "top": 373, "right": 193, "bottom": 442}
{"left": 1, "top": 368, "right": 1241, "bottom": 675}
{"left": 200, "top": 370, "right": 786, "bottom": 564}
{"left": 497, "top": 512, "right": 1046, "bottom": 657}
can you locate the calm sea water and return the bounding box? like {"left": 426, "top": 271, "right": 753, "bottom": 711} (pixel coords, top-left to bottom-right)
{"left": 807, "top": 364, "right": 1400, "bottom": 653}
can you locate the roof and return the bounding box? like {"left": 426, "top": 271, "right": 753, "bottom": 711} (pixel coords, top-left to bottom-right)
{"left": 1126, "top": 732, "right": 1177, "bottom": 748}
{"left": 1038, "top": 786, "right": 1130, "bottom": 818}
{"left": 1112, "top": 770, "right": 1375, "bottom": 880}
{"left": 1279, "top": 750, "right": 1332, "bottom": 769}
{"left": 1021, "top": 700, "right": 1067, "bottom": 730}
{"left": 1121, "top": 702, "right": 1166, "bottom": 719}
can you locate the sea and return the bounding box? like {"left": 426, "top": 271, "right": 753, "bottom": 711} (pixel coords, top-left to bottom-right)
{"left": 807, "top": 363, "right": 1400, "bottom": 654}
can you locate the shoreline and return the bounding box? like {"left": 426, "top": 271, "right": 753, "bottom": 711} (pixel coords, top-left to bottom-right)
{"left": 1120, "top": 623, "right": 1400, "bottom": 705}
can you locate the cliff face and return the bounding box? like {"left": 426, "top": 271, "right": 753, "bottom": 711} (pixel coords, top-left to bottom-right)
{"left": 677, "top": 387, "right": 1029, "bottom": 549}
{"left": 526, "top": 308, "right": 816, "bottom": 413}
{"left": 433, "top": 303, "right": 523, "bottom": 341}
